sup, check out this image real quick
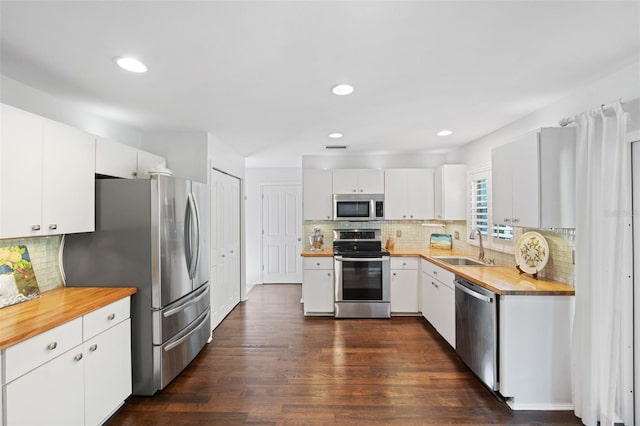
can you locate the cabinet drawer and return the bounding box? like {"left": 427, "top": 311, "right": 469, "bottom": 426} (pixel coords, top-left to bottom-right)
{"left": 84, "top": 297, "right": 130, "bottom": 340}
{"left": 303, "top": 257, "right": 334, "bottom": 270}
{"left": 5, "top": 317, "right": 82, "bottom": 383}
{"left": 421, "top": 259, "right": 455, "bottom": 288}
{"left": 390, "top": 257, "right": 419, "bottom": 270}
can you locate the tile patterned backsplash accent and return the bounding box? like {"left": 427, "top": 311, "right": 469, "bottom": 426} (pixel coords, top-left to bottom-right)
{"left": 0, "top": 236, "right": 64, "bottom": 292}
{"left": 304, "top": 221, "right": 575, "bottom": 286}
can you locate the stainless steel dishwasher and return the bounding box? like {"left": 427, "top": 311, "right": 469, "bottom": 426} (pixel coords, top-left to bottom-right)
{"left": 454, "top": 275, "right": 498, "bottom": 391}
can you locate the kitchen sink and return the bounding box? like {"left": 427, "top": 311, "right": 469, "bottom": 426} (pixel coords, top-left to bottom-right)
{"left": 432, "top": 256, "right": 493, "bottom": 266}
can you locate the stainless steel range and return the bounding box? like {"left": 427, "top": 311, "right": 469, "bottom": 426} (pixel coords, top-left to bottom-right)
{"left": 333, "top": 229, "right": 391, "bottom": 318}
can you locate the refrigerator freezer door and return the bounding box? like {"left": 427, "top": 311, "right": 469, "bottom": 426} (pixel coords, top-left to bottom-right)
{"left": 155, "top": 176, "right": 192, "bottom": 308}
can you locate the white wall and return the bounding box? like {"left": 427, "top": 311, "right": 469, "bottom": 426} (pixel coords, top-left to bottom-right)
{"left": 0, "top": 75, "right": 143, "bottom": 147}
{"left": 208, "top": 133, "right": 246, "bottom": 180}
{"left": 141, "top": 132, "right": 209, "bottom": 182}
{"left": 245, "top": 167, "right": 302, "bottom": 290}
{"left": 302, "top": 152, "right": 447, "bottom": 169}
{"left": 448, "top": 61, "right": 640, "bottom": 170}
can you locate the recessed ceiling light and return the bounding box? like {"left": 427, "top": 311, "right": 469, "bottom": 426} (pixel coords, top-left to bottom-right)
{"left": 437, "top": 129, "right": 453, "bottom": 136}
{"left": 331, "top": 84, "right": 354, "bottom": 96}
{"left": 114, "top": 56, "right": 147, "bottom": 73}
{"left": 328, "top": 132, "right": 343, "bottom": 139}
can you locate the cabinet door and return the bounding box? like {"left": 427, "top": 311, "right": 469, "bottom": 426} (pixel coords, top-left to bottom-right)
{"left": 390, "top": 269, "right": 419, "bottom": 313}
{"left": 358, "top": 169, "right": 384, "bottom": 193}
{"left": 491, "top": 143, "right": 513, "bottom": 226}
{"left": 383, "top": 170, "right": 408, "bottom": 219}
{"left": 510, "top": 131, "right": 540, "bottom": 227}
{"left": 95, "top": 138, "right": 138, "bottom": 179}
{"left": 438, "top": 283, "right": 455, "bottom": 348}
{"left": 5, "top": 346, "right": 85, "bottom": 426}
{"left": 421, "top": 272, "right": 437, "bottom": 323}
{"left": 84, "top": 319, "right": 132, "bottom": 426}
{"left": 136, "top": 150, "right": 166, "bottom": 179}
{"left": 302, "top": 268, "right": 334, "bottom": 314}
{"left": 406, "top": 169, "right": 434, "bottom": 219}
{"left": 42, "top": 120, "right": 95, "bottom": 235}
{"left": 0, "top": 104, "right": 44, "bottom": 238}
{"left": 303, "top": 169, "right": 333, "bottom": 220}
{"left": 332, "top": 169, "right": 360, "bottom": 194}
{"left": 436, "top": 165, "right": 466, "bottom": 221}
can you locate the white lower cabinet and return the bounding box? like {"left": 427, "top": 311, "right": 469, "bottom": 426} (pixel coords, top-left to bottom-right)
{"left": 84, "top": 319, "right": 132, "bottom": 426}
{"left": 499, "top": 295, "right": 573, "bottom": 410}
{"left": 2, "top": 297, "right": 132, "bottom": 426}
{"left": 5, "top": 344, "right": 85, "bottom": 426}
{"left": 302, "top": 257, "right": 334, "bottom": 315}
{"left": 390, "top": 257, "right": 419, "bottom": 313}
{"left": 420, "top": 259, "right": 455, "bottom": 348}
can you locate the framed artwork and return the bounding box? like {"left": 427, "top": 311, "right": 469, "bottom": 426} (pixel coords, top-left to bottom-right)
{"left": 0, "top": 245, "right": 40, "bottom": 309}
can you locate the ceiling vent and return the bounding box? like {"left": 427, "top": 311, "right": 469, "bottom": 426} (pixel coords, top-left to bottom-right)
{"left": 324, "top": 145, "right": 349, "bottom": 150}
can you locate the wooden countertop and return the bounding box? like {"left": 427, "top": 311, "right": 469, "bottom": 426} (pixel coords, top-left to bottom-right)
{"left": 0, "top": 287, "right": 137, "bottom": 350}
{"left": 301, "top": 247, "right": 574, "bottom": 296}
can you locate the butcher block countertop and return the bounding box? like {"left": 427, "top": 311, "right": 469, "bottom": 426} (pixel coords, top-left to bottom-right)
{"left": 301, "top": 247, "right": 574, "bottom": 296}
{"left": 0, "top": 287, "right": 137, "bottom": 350}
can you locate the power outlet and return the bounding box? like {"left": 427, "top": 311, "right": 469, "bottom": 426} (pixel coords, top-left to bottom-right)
{"left": 454, "top": 231, "right": 459, "bottom": 240}
{"left": 396, "top": 230, "right": 402, "bottom": 238}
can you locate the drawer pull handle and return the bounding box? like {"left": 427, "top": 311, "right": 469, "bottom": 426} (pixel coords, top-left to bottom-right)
{"left": 49, "top": 224, "right": 58, "bottom": 230}
{"left": 89, "top": 344, "right": 98, "bottom": 352}
{"left": 46, "top": 342, "right": 58, "bottom": 350}
{"left": 107, "top": 313, "right": 116, "bottom": 321}
{"left": 433, "top": 271, "right": 438, "bottom": 275}
{"left": 32, "top": 225, "right": 41, "bottom": 231}
{"left": 74, "top": 353, "right": 83, "bottom": 362}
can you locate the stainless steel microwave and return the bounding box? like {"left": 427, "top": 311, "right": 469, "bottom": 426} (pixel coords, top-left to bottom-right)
{"left": 333, "top": 194, "right": 384, "bottom": 221}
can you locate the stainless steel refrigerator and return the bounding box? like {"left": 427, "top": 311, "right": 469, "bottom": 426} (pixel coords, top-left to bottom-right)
{"left": 63, "top": 175, "right": 211, "bottom": 395}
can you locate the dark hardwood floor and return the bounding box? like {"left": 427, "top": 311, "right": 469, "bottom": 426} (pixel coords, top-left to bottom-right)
{"left": 107, "top": 284, "right": 582, "bottom": 425}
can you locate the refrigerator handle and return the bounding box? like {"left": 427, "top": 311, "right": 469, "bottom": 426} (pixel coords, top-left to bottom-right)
{"left": 186, "top": 193, "right": 199, "bottom": 279}
{"left": 190, "top": 192, "right": 201, "bottom": 276}
{"left": 184, "top": 195, "right": 193, "bottom": 279}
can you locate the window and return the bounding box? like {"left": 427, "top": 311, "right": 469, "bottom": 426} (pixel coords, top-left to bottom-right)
{"left": 468, "top": 167, "right": 515, "bottom": 252}
{"left": 469, "top": 176, "right": 489, "bottom": 238}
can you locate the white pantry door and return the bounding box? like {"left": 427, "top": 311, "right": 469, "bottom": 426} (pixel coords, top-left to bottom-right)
{"left": 262, "top": 185, "right": 303, "bottom": 283}
{"left": 633, "top": 140, "right": 639, "bottom": 423}
{"left": 210, "top": 169, "right": 241, "bottom": 331}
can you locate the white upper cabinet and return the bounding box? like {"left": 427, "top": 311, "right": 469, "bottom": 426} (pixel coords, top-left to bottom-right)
{"left": 136, "top": 150, "right": 166, "bottom": 179}
{"left": 492, "top": 127, "right": 576, "bottom": 229}
{"left": 303, "top": 169, "right": 333, "bottom": 220}
{"left": 95, "top": 138, "right": 139, "bottom": 179}
{"left": 96, "top": 137, "right": 167, "bottom": 180}
{"left": 332, "top": 169, "right": 384, "bottom": 194}
{"left": 0, "top": 104, "right": 95, "bottom": 238}
{"left": 434, "top": 164, "right": 466, "bottom": 221}
{"left": 384, "top": 169, "right": 434, "bottom": 220}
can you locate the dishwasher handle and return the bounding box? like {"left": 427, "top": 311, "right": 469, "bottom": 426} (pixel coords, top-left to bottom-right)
{"left": 454, "top": 280, "right": 494, "bottom": 303}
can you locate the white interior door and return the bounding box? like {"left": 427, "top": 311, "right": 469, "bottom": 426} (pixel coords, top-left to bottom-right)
{"left": 262, "top": 185, "right": 302, "bottom": 283}
{"left": 210, "top": 169, "right": 241, "bottom": 331}
{"left": 633, "top": 140, "right": 639, "bottom": 423}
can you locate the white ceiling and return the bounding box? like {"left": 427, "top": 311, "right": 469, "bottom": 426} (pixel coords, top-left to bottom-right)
{"left": 1, "top": 1, "right": 639, "bottom": 167}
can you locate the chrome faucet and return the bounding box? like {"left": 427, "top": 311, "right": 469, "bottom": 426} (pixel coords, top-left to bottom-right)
{"left": 469, "top": 228, "right": 485, "bottom": 261}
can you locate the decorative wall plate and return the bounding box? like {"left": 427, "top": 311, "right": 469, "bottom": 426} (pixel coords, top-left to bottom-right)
{"left": 515, "top": 231, "right": 549, "bottom": 275}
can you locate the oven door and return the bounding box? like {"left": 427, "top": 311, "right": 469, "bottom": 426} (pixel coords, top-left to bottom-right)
{"left": 334, "top": 255, "right": 390, "bottom": 302}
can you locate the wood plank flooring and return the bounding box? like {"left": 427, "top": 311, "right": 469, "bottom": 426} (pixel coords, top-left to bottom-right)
{"left": 106, "top": 284, "right": 582, "bottom": 425}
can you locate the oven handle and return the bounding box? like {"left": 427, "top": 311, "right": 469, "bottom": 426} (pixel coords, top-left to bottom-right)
{"left": 335, "top": 256, "right": 389, "bottom": 262}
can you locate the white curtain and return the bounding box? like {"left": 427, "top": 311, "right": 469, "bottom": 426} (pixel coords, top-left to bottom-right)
{"left": 572, "top": 100, "right": 634, "bottom": 426}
